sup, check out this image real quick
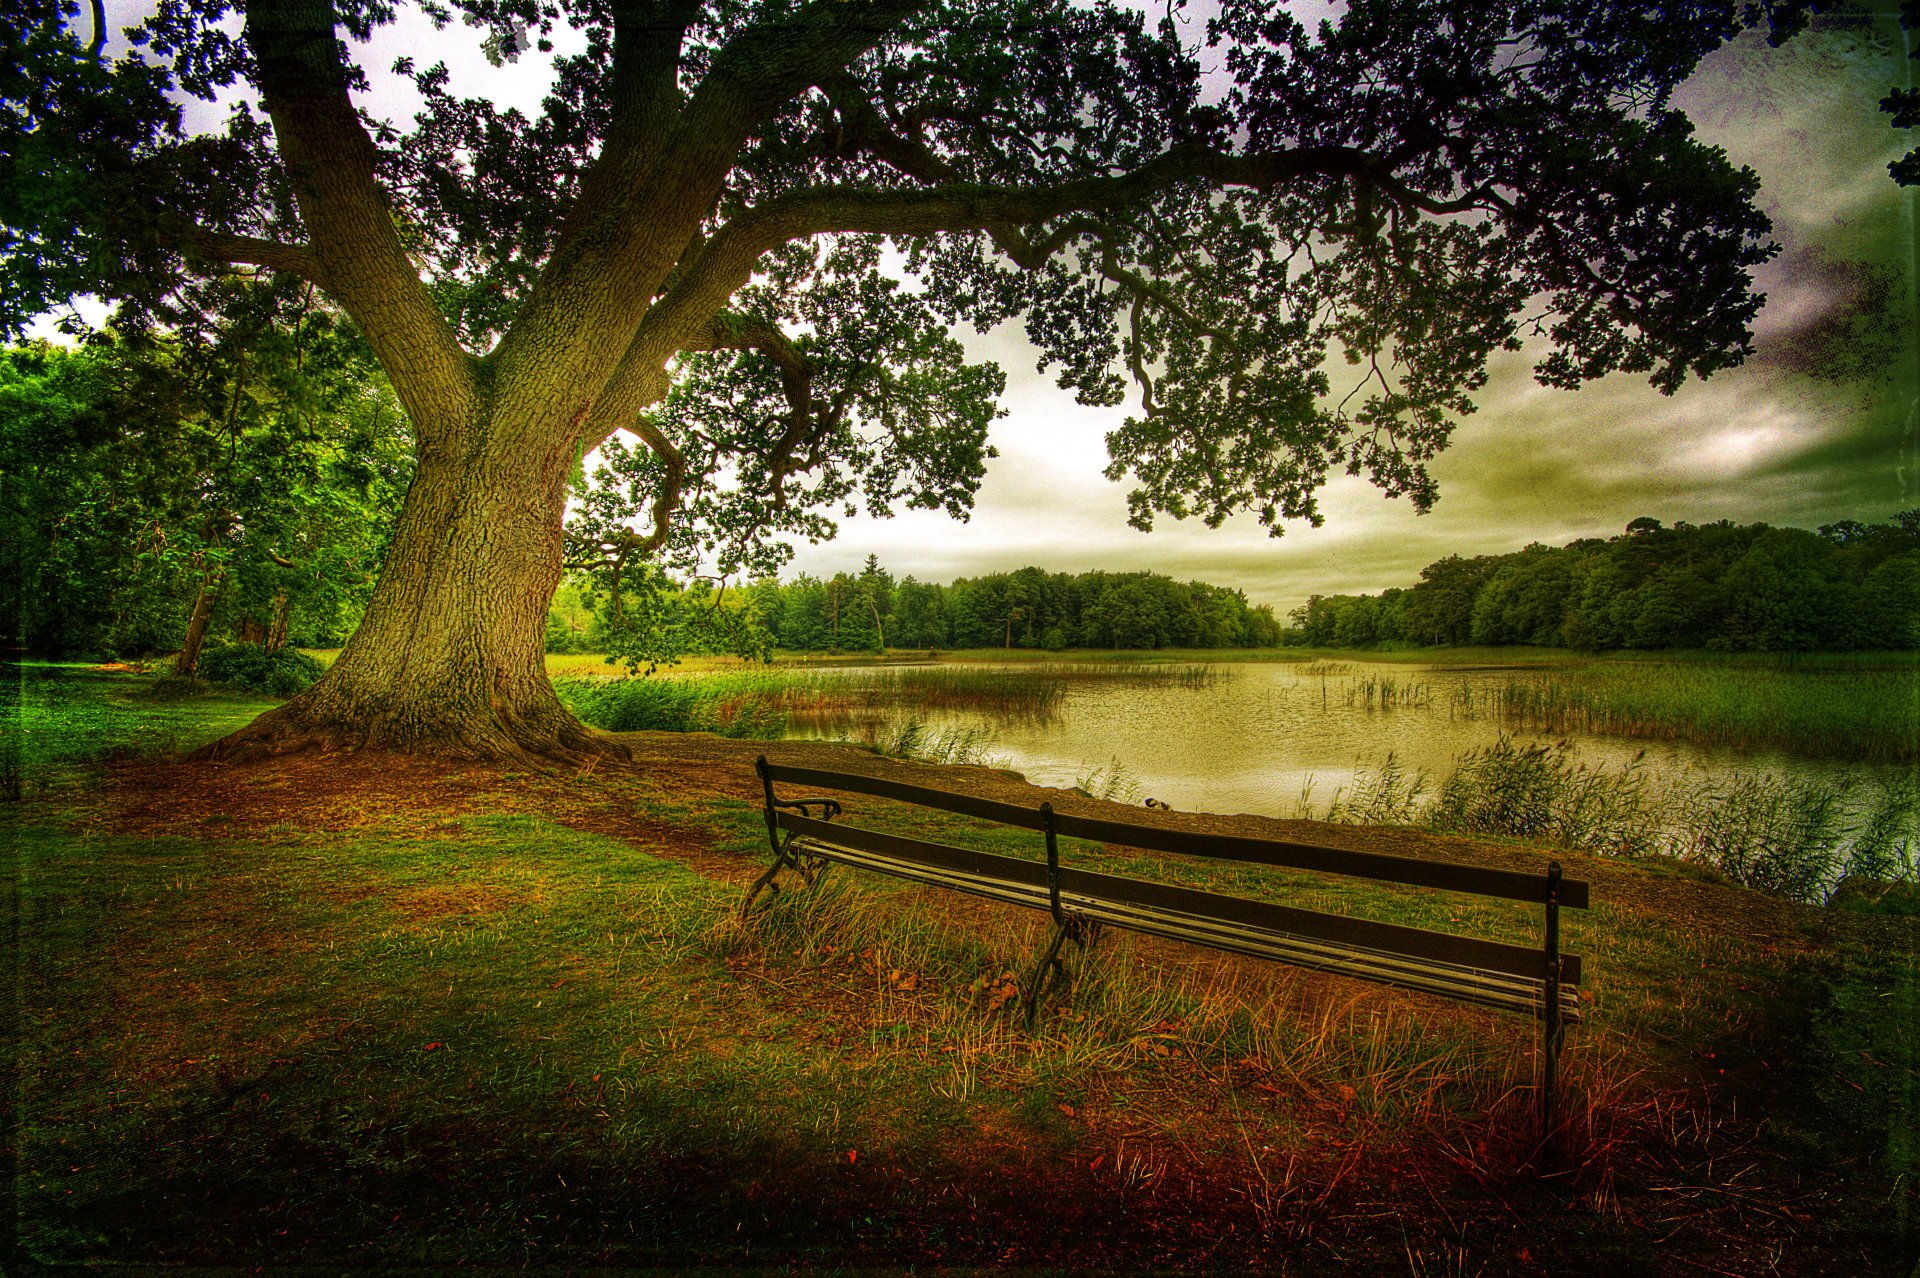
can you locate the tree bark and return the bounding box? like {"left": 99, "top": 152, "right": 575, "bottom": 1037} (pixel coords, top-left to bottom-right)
{"left": 203, "top": 405, "right": 625, "bottom": 763}
{"left": 266, "top": 588, "right": 290, "bottom": 651}
{"left": 175, "top": 567, "right": 223, "bottom": 678}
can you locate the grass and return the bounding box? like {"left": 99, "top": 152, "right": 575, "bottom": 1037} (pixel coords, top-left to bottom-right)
{"left": 5, "top": 663, "right": 279, "bottom": 795}
{"left": 10, "top": 663, "right": 1917, "bottom": 1268}
{"left": 554, "top": 661, "right": 1220, "bottom": 744}
{"left": 547, "top": 644, "right": 1914, "bottom": 762}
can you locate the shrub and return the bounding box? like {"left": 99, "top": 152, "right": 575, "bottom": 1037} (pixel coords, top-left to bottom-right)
{"left": 195, "top": 644, "right": 324, "bottom": 697}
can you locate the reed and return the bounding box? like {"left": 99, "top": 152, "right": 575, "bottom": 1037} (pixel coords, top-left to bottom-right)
{"left": 1072, "top": 757, "right": 1145, "bottom": 804}
{"left": 1342, "top": 674, "right": 1433, "bottom": 710}
{"left": 848, "top": 715, "right": 1006, "bottom": 768}
{"left": 553, "top": 671, "right": 792, "bottom": 738}
{"left": 1310, "top": 734, "right": 1916, "bottom": 903}
{"left": 1470, "top": 662, "right": 1916, "bottom": 762}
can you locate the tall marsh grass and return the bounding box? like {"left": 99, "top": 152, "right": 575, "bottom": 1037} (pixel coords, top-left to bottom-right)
{"left": 849, "top": 716, "right": 1007, "bottom": 768}
{"left": 1308, "top": 735, "right": 1917, "bottom": 904}
{"left": 1468, "top": 662, "right": 1917, "bottom": 762}
{"left": 554, "top": 671, "right": 792, "bottom": 738}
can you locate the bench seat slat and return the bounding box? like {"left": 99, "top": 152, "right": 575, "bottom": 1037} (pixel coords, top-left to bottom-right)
{"left": 761, "top": 763, "right": 1587, "bottom": 909}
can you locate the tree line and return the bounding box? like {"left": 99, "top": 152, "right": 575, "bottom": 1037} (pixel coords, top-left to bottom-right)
{"left": 547, "top": 557, "right": 1286, "bottom": 655}
{"left": 1288, "top": 515, "right": 1920, "bottom": 653}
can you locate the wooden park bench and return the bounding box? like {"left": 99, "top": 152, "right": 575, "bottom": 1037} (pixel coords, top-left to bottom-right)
{"left": 742, "top": 757, "right": 1588, "bottom": 1123}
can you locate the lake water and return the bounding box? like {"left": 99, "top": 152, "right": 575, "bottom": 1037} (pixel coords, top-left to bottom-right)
{"left": 782, "top": 661, "right": 1896, "bottom": 824}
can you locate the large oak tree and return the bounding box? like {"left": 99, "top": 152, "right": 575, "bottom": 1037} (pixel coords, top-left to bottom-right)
{"left": 4, "top": 0, "right": 1835, "bottom": 759}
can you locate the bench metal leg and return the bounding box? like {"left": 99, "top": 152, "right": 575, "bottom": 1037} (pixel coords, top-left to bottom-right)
{"left": 739, "top": 858, "right": 788, "bottom": 917}
{"left": 1539, "top": 861, "right": 1566, "bottom": 1163}
{"left": 1021, "top": 917, "right": 1097, "bottom": 1027}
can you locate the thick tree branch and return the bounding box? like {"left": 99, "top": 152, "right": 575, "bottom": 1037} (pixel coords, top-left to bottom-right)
{"left": 86, "top": 0, "right": 107, "bottom": 61}
{"left": 682, "top": 313, "right": 834, "bottom": 512}
{"left": 180, "top": 225, "right": 325, "bottom": 280}
{"left": 239, "top": 0, "right": 471, "bottom": 436}
{"left": 608, "top": 0, "right": 701, "bottom": 138}
{"left": 637, "top": 143, "right": 1412, "bottom": 355}
{"left": 521, "top": 0, "right": 928, "bottom": 392}
{"left": 682, "top": 0, "right": 928, "bottom": 143}
{"left": 621, "top": 414, "right": 688, "bottom": 561}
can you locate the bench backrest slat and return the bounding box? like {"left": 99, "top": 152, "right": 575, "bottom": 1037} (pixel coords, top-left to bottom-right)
{"left": 777, "top": 811, "right": 1580, "bottom": 986}
{"left": 762, "top": 763, "right": 1047, "bottom": 830}
{"left": 1051, "top": 810, "right": 1588, "bottom": 908}
{"left": 761, "top": 762, "right": 1587, "bottom": 909}
{"left": 1055, "top": 862, "right": 1580, "bottom": 985}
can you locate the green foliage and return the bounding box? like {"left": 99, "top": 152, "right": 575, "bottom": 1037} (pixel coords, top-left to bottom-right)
{"left": 193, "top": 644, "right": 324, "bottom": 697}
{"left": 4, "top": 0, "right": 1830, "bottom": 602}
{"left": 0, "top": 283, "right": 412, "bottom": 660}
{"left": 742, "top": 562, "right": 1280, "bottom": 654}
{"left": 1292, "top": 514, "right": 1920, "bottom": 654}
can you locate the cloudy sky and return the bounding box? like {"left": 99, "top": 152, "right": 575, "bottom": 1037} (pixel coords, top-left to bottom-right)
{"left": 77, "top": 3, "right": 1919, "bottom": 615}
{"left": 781, "top": 12, "right": 1919, "bottom": 612}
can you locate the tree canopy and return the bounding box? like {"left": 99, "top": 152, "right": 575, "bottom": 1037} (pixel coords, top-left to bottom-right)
{"left": 1, "top": 0, "right": 1889, "bottom": 757}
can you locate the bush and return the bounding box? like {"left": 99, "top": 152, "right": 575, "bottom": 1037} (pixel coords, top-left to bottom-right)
{"left": 195, "top": 644, "right": 324, "bottom": 696}
{"left": 553, "top": 673, "right": 788, "bottom": 738}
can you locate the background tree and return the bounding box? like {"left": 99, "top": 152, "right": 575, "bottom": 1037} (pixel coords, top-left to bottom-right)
{"left": 5, "top": 0, "right": 1812, "bottom": 758}
{"left": 1, "top": 284, "right": 410, "bottom": 664}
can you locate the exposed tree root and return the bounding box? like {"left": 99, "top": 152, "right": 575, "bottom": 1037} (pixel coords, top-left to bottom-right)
{"left": 194, "top": 696, "right": 632, "bottom": 770}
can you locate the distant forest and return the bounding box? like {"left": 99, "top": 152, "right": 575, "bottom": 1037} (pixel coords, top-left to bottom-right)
{"left": 549, "top": 562, "right": 1287, "bottom": 654}
{"left": 1290, "top": 514, "right": 1920, "bottom": 653}
{"left": 550, "top": 514, "right": 1920, "bottom": 656}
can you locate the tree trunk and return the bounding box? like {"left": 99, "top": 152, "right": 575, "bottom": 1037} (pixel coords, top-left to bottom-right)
{"left": 203, "top": 411, "right": 625, "bottom": 764}
{"left": 266, "top": 588, "right": 290, "bottom": 651}
{"left": 175, "top": 567, "right": 223, "bottom": 678}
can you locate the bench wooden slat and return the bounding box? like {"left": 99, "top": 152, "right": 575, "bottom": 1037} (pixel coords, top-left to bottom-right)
{"left": 777, "top": 812, "right": 1578, "bottom": 988}
{"left": 1064, "top": 893, "right": 1581, "bottom": 1021}
{"left": 762, "top": 763, "right": 1048, "bottom": 830}
{"left": 786, "top": 830, "right": 1580, "bottom": 1021}
{"left": 1050, "top": 811, "right": 1590, "bottom": 909}
{"left": 760, "top": 762, "right": 1587, "bottom": 909}
{"left": 1054, "top": 862, "right": 1580, "bottom": 986}
{"left": 778, "top": 810, "right": 1051, "bottom": 888}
